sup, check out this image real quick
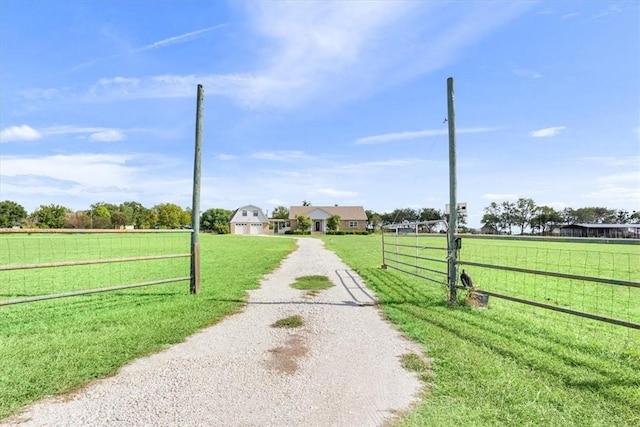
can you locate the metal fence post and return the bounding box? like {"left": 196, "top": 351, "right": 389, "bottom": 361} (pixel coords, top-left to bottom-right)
{"left": 447, "top": 77, "right": 458, "bottom": 305}
{"left": 190, "top": 84, "right": 204, "bottom": 294}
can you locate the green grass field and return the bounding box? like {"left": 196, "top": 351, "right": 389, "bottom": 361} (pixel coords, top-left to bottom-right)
{"left": 381, "top": 233, "right": 640, "bottom": 329}
{"left": 323, "top": 234, "right": 640, "bottom": 426}
{"left": 0, "top": 233, "right": 297, "bottom": 419}
{"left": 1, "top": 233, "right": 639, "bottom": 425}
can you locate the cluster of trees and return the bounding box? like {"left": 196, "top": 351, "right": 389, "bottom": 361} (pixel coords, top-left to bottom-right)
{"left": 481, "top": 198, "right": 639, "bottom": 234}
{"left": 2, "top": 198, "right": 637, "bottom": 234}
{"left": 0, "top": 200, "right": 192, "bottom": 230}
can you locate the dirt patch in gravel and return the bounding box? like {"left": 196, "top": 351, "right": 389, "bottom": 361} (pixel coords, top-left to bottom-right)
{"left": 2, "top": 237, "right": 425, "bottom": 427}
{"left": 267, "top": 333, "right": 309, "bottom": 374}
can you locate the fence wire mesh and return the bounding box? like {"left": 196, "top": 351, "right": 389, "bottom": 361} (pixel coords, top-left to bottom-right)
{"left": 381, "top": 223, "right": 448, "bottom": 287}
{"left": 0, "top": 230, "right": 192, "bottom": 306}
{"left": 457, "top": 236, "right": 640, "bottom": 342}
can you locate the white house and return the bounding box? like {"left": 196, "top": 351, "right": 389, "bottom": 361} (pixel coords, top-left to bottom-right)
{"left": 229, "top": 205, "right": 269, "bottom": 235}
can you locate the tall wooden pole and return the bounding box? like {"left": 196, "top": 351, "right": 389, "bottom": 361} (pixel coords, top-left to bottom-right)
{"left": 190, "top": 84, "right": 204, "bottom": 294}
{"left": 447, "top": 77, "right": 458, "bottom": 305}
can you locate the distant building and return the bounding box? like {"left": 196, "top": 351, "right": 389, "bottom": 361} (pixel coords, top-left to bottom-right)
{"left": 289, "top": 205, "right": 368, "bottom": 233}
{"left": 560, "top": 224, "right": 640, "bottom": 238}
{"left": 229, "top": 205, "right": 269, "bottom": 235}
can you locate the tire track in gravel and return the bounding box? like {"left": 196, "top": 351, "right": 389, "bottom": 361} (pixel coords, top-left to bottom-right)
{"left": 2, "top": 238, "right": 425, "bottom": 427}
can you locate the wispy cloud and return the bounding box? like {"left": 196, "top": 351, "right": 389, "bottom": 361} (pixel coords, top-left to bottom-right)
{"left": 575, "top": 156, "right": 640, "bottom": 167}
{"left": 1, "top": 153, "right": 136, "bottom": 188}
{"left": 355, "top": 127, "right": 499, "bottom": 145}
{"left": 1, "top": 124, "right": 127, "bottom": 143}
{"left": 89, "top": 130, "right": 125, "bottom": 142}
{"left": 72, "top": 24, "right": 227, "bottom": 70}
{"left": 530, "top": 126, "right": 565, "bottom": 137}
{"left": 0, "top": 125, "right": 42, "bottom": 142}
{"left": 29, "top": 3, "right": 533, "bottom": 109}
{"left": 216, "top": 154, "right": 238, "bottom": 161}
{"left": 582, "top": 171, "right": 640, "bottom": 206}
{"left": 561, "top": 12, "right": 580, "bottom": 19}
{"left": 510, "top": 63, "right": 542, "bottom": 79}
{"left": 251, "top": 150, "right": 313, "bottom": 162}
{"left": 592, "top": 4, "right": 623, "bottom": 19}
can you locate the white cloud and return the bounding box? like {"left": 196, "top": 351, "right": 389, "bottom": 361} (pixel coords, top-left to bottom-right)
{"left": 24, "top": 3, "right": 533, "bottom": 109}
{"left": 510, "top": 64, "right": 542, "bottom": 79}
{"left": 582, "top": 171, "right": 640, "bottom": 207}
{"left": 575, "top": 156, "right": 640, "bottom": 167}
{"left": 72, "top": 24, "right": 227, "bottom": 70}
{"left": 251, "top": 150, "right": 312, "bottom": 161}
{"left": 530, "top": 126, "right": 566, "bottom": 137}
{"left": 0, "top": 125, "right": 42, "bottom": 142}
{"left": 89, "top": 130, "right": 125, "bottom": 142}
{"left": 592, "top": 4, "right": 623, "bottom": 19}
{"left": 216, "top": 154, "right": 238, "bottom": 161}
{"left": 1, "top": 154, "right": 136, "bottom": 188}
{"left": 355, "top": 127, "right": 499, "bottom": 145}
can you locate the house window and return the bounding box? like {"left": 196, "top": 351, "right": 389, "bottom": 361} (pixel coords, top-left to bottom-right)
{"left": 242, "top": 210, "right": 247, "bottom": 216}
{"left": 253, "top": 210, "right": 258, "bottom": 217}
{"left": 349, "top": 221, "right": 358, "bottom": 228}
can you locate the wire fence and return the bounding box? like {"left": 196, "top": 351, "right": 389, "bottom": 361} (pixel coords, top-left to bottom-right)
{"left": 0, "top": 229, "right": 192, "bottom": 306}
{"left": 381, "top": 228, "right": 640, "bottom": 342}
{"left": 381, "top": 221, "right": 449, "bottom": 286}
{"left": 456, "top": 235, "right": 640, "bottom": 340}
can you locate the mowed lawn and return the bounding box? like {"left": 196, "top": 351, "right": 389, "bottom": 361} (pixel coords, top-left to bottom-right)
{"left": 2, "top": 232, "right": 639, "bottom": 425}
{"left": 0, "top": 233, "right": 297, "bottom": 420}
{"left": 323, "top": 234, "right": 640, "bottom": 427}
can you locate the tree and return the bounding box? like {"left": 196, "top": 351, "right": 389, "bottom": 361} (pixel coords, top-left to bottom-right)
{"left": 482, "top": 202, "right": 501, "bottom": 231}
{"left": 30, "top": 204, "right": 68, "bottom": 228}
{"left": 181, "top": 207, "right": 192, "bottom": 227}
{"left": 327, "top": 214, "right": 341, "bottom": 232}
{"left": 272, "top": 206, "right": 289, "bottom": 219}
{"left": 382, "top": 208, "right": 419, "bottom": 224}
{"left": 296, "top": 214, "right": 311, "bottom": 232}
{"left": 0, "top": 200, "right": 27, "bottom": 227}
{"left": 120, "top": 201, "right": 148, "bottom": 229}
{"left": 200, "top": 208, "right": 232, "bottom": 234}
{"left": 500, "top": 201, "right": 516, "bottom": 234}
{"left": 419, "top": 208, "right": 443, "bottom": 222}
{"left": 154, "top": 203, "right": 184, "bottom": 229}
{"left": 615, "top": 210, "right": 630, "bottom": 224}
{"left": 531, "top": 206, "right": 562, "bottom": 235}
{"left": 141, "top": 209, "right": 159, "bottom": 229}
{"left": 111, "top": 211, "right": 129, "bottom": 228}
{"left": 513, "top": 198, "right": 537, "bottom": 234}
{"left": 64, "top": 211, "right": 91, "bottom": 229}
{"left": 365, "top": 209, "right": 382, "bottom": 230}
{"left": 91, "top": 205, "right": 112, "bottom": 229}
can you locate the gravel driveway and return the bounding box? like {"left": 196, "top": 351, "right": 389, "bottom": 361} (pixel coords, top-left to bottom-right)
{"left": 3, "top": 238, "right": 424, "bottom": 426}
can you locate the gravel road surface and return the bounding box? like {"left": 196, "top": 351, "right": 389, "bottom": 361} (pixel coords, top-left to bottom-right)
{"left": 3, "top": 238, "right": 424, "bottom": 426}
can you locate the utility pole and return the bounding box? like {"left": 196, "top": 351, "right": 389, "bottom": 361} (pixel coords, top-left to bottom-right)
{"left": 190, "top": 84, "right": 204, "bottom": 294}
{"left": 446, "top": 77, "right": 458, "bottom": 305}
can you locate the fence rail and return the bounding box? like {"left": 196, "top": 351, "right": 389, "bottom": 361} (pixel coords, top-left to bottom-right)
{"left": 380, "top": 230, "right": 640, "bottom": 334}
{"left": 0, "top": 229, "right": 193, "bottom": 306}
{"left": 455, "top": 234, "right": 640, "bottom": 332}
{"left": 381, "top": 223, "right": 449, "bottom": 287}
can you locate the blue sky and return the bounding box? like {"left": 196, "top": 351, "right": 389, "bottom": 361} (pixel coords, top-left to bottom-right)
{"left": 1, "top": 1, "right": 638, "bottom": 228}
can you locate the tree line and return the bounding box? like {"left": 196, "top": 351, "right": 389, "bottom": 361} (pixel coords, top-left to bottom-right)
{"left": 365, "top": 199, "right": 638, "bottom": 234}
{"left": 1, "top": 199, "right": 637, "bottom": 234}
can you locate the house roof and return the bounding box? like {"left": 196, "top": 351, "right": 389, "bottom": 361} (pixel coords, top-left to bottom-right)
{"left": 230, "top": 205, "right": 269, "bottom": 223}
{"left": 289, "top": 205, "right": 368, "bottom": 221}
